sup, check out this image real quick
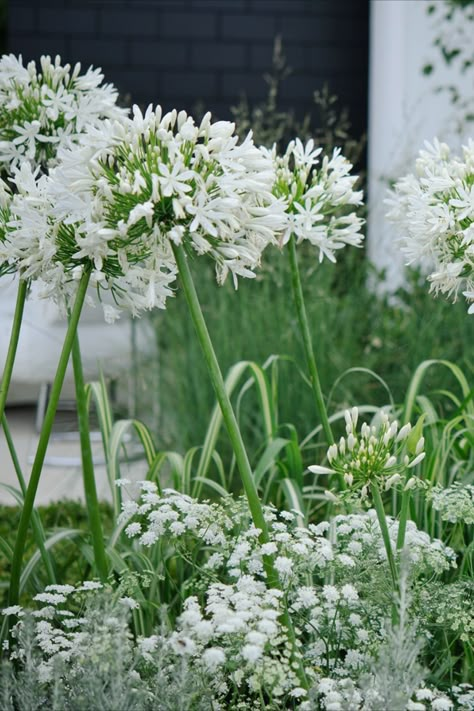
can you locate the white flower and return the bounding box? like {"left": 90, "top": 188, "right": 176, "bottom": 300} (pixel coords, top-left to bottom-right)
{"left": 267, "top": 140, "right": 364, "bottom": 260}
{"left": 387, "top": 138, "right": 474, "bottom": 314}
{"left": 202, "top": 647, "right": 226, "bottom": 669}
{"left": 241, "top": 643, "right": 263, "bottom": 662}
{"left": 310, "top": 408, "right": 425, "bottom": 497}
{"left": 0, "top": 53, "right": 125, "bottom": 172}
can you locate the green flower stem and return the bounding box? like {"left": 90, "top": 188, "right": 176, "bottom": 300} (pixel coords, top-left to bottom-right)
{"left": 396, "top": 488, "right": 411, "bottom": 551}
{"left": 0, "top": 278, "right": 28, "bottom": 426}
{"left": 287, "top": 235, "right": 334, "bottom": 446}
{"left": 371, "top": 482, "right": 398, "bottom": 588}
{"left": 172, "top": 243, "right": 307, "bottom": 689}
{"left": 70, "top": 331, "right": 108, "bottom": 582}
{"left": 1, "top": 413, "right": 56, "bottom": 585}
{"left": 171, "top": 245, "right": 270, "bottom": 542}
{"left": 8, "top": 269, "right": 91, "bottom": 608}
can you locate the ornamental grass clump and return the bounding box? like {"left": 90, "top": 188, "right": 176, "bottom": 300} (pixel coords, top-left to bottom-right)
{"left": 386, "top": 138, "right": 474, "bottom": 313}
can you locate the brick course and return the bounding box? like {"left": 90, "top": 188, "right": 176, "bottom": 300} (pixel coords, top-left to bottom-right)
{"left": 8, "top": 0, "right": 369, "bottom": 139}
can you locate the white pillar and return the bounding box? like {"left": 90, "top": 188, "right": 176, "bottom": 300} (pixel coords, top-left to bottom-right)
{"left": 367, "top": 0, "right": 472, "bottom": 290}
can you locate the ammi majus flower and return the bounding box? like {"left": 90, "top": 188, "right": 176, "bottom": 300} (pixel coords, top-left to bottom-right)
{"left": 309, "top": 408, "right": 425, "bottom": 499}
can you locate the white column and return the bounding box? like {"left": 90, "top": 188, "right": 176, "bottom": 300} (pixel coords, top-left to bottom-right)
{"left": 367, "top": 0, "right": 472, "bottom": 290}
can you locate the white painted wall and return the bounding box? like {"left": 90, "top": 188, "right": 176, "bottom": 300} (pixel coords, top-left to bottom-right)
{"left": 367, "top": 0, "right": 474, "bottom": 290}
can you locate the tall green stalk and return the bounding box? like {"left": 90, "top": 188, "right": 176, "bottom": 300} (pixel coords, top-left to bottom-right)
{"left": 171, "top": 245, "right": 270, "bottom": 545}
{"left": 71, "top": 331, "right": 108, "bottom": 581}
{"left": 8, "top": 270, "right": 91, "bottom": 607}
{"left": 287, "top": 235, "right": 334, "bottom": 445}
{"left": 1, "top": 413, "right": 56, "bottom": 585}
{"left": 171, "top": 243, "right": 307, "bottom": 688}
{"left": 371, "top": 482, "right": 398, "bottom": 588}
{"left": 0, "top": 278, "right": 28, "bottom": 426}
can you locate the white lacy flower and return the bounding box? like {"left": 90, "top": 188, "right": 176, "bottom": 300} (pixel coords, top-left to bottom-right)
{"left": 266, "top": 137, "right": 364, "bottom": 260}
{"left": 387, "top": 138, "right": 474, "bottom": 313}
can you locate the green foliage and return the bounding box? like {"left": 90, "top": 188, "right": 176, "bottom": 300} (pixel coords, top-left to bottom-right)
{"left": 0, "top": 501, "right": 114, "bottom": 607}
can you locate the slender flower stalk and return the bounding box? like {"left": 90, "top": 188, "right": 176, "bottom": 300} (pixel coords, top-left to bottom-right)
{"left": 70, "top": 331, "right": 108, "bottom": 581}
{"left": 171, "top": 243, "right": 308, "bottom": 689}
{"left": 171, "top": 244, "right": 271, "bottom": 551}
{"left": 287, "top": 233, "right": 334, "bottom": 445}
{"left": 1, "top": 413, "right": 55, "bottom": 585}
{"left": 371, "top": 482, "right": 398, "bottom": 588}
{"left": 0, "top": 278, "right": 28, "bottom": 426}
{"left": 8, "top": 269, "right": 91, "bottom": 608}
{"left": 266, "top": 138, "right": 364, "bottom": 446}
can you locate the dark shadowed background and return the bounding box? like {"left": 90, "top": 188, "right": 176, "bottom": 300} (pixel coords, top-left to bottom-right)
{"left": 7, "top": 0, "right": 369, "bottom": 138}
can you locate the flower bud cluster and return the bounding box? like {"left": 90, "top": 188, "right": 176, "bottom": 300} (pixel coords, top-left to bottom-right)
{"left": 309, "top": 408, "right": 425, "bottom": 497}
{"left": 386, "top": 138, "right": 474, "bottom": 314}
{"left": 0, "top": 54, "right": 124, "bottom": 172}
{"left": 265, "top": 137, "right": 364, "bottom": 261}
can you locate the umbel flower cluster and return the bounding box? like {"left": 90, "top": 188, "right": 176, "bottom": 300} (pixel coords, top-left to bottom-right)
{"left": 2, "top": 490, "right": 461, "bottom": 709}
{"left": 386, "top": 138, "right": 474, "bottom": 314}
{"left": 309, "top": 408, "right": 425, "bottom": 498}
{"left": 0, "top": 53, "right": 365, "bottom": 322}
{"left": 1, "top": 104, "right": 290, "bottom": 319}
{"left": 265, "top": 137, "right": 364, "bottom": 262}
{"left": 0, "top": 53, "right": 124, "bottom": 172}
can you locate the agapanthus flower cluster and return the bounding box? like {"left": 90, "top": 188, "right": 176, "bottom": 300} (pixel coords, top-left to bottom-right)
{"left": 265, "top": 137, "right": 364, "bottom": 261}
{"left": 2, "top": 105, "right": 289, "bottom": 318}
{"left": 309, "top": 408, "right": 425, "bottom": 497}
{"left": 428, "top": 482, "right": 474, "bottom": 525}
{"left": 0, "top": 53, "right": 124, "bottom": 172}
{"left": 386, "top": 138, "right": 474, "bottom": 313}
{"left": 54, "top": 105, "right": 286, "bottom": 284}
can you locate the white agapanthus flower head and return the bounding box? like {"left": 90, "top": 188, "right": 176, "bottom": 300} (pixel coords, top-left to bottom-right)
{"left": 266, "top": 137, "right": 364, "bottom": 261}
{"left": 309, "top": 407, "right": 425, "bottom": 498}
{"left": 47, "top": 104, "right": 287, "bottom": 289}
{"left": 0, "top": 53, "right": 125, "bottom": 172}
{"left": 2, "top": 157, "right": 177, "bottom": 320}
{"left": 386, "top": 138, "right": 474, "bottom": 313}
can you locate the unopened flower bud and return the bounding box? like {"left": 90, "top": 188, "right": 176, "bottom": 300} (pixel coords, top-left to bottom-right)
{"left": 327, "top": 444, "right": 338, "bottom": 462}
{"left": 408, "top": 452, "right": 426, "bottom": 468}
{"left": 415, "top": 437, "right": 425, "bottom": 455}
{"left": 396, "top": 423, "right": 411, "bottom": 442}
{"left": 385, "top": 473, "right": 401, "bottom": 490}
{"left": 347, "top": 433, "right": 356, "bottom": 452}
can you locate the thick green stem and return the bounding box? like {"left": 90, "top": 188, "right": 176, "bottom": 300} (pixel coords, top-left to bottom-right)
{"left": 8, "top": 270, "right": 91, "bottom": 607}
{"left": 287, "top": 235, "right": 334, "bottom": 445}
{"left": 371, "top": 482, "right": 398, "bottom": 588}
{"left": 0, "top": 278, "right": 28, "bottom": 425}
{"left": 2, "top": 413, "right": 56, "bottom": 585}
{"left": 396, "top": 487, "right": 412, "bottom": 551}
{"left": 172, "top": 245, "right": 270, "bottom": 542}
{"left": 172, "top": 243, "right": 307, "bottom": 688}
{"left": 71, "top": 331, "right": 108, "bottom": 581}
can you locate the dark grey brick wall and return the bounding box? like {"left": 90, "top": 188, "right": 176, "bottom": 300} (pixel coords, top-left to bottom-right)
{"left": 8, "top": 0, "right": 369, "bottom": 139}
